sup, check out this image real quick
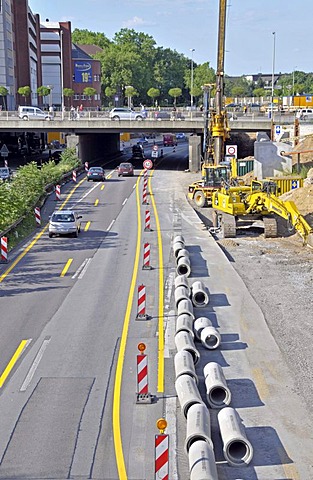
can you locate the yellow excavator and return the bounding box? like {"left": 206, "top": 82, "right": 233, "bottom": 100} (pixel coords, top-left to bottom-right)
{"left": 212, "top": 179, "right": 313, "bottom": 247}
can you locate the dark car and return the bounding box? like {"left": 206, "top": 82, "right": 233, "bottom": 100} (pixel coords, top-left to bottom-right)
{"left": 87, "top": 166, "right": 105, "bottom": 182}
{"left": 154, "top": 110, "right": 171, "bottom": 120}
{"left": 0, "top": 167, "right": 12, "bottom": 181}
{"left": 131, "top": 144, "right": 145, "bottom": 160}
{"left": 117, "top": 162, "right": 134, "bottom": 177}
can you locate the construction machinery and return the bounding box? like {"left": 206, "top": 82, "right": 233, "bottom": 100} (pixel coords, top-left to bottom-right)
{"left": 211, "top": 179, "right": 313, "bottom": 247}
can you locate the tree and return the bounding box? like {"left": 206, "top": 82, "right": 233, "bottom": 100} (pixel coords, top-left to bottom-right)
{"left": 72, "top": 29, "right": 111, "bottom": 50}
{"left": 168, "top": 87, "right": 182, "bottom": 106}
{"left": 0, "top": 86, "right": 9, "bottom": 110}
{"left": 83, "top": 87, "right": 97, "bottom": 105}
{"left": 125, "top": 85, "right": 138, "bottom": 107}
{"left": 147, "top": 88, "right": 160, "bottom": 106}
{"left": 17, "top": 86, "right": 31, "bottom": 105}
{"left": 253, "top": 87, "right": 266, "bottom": 98}
{"left": 37, "top": 86, "right": 51, "bottom": 106}
{"left": 63, "top": 88, "right": 75, "bottom": 107}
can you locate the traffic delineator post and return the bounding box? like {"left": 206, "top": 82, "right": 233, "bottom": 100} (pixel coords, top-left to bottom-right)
{"left": 0, "top": 236, "right": 8, "bottom": 263}
{"left": 136, "top": 284, "right": 148, "bottom": 320}
{"left": 34, "top": 207, "right": 41, "bottom": 227}
{"left": 155, "top": 419, "right": 169, "bottom": 480}
{"left": 84, "top": 162, "right": 89, "bottom": 172}
{"left": 142, "top": 187, "right": 147, "bottom": 205}
{"left": 144, "top": 210, "right": 151, "bottom": 231}
{"left": 143, "top": 242, "right": 152, "bottom": 270}
{"left": 72, "top": 170, "right": 77, "bottom": 182}
{"left": 136, "top": 343, "right": 153, "bottom": 404}
{"left": 55, "top": 184, "right": 61, "bottom": 201}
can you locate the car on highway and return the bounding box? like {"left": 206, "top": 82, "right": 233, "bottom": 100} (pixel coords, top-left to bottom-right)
{"left": 86, "top": 166, "right": 106, "bottom": 182}
{"left": 18, "top": 106, "right": 52, "bottom": 121}
{"left": 117, "top": 162, "right": 134, "bottom": 177}
{"left": 0, "top": 167, "right": 13, "bottom": 181}
{"left": 48, "top": 210, "right": 82, "bottom": 238}
{"left": 176, "top": 132, "right": 186, "bottom": 140}
{"left": 296, "top": 108, "right": 313, "bottom": 120}
{"left": 109, "top": 108, "right": 144, "bottom": 121}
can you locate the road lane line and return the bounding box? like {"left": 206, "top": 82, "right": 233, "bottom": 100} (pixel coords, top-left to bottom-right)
{"left": 0, "top": 339, "right": 29, "bottom": 388}
{"left": 252, "top": 367, "right": 270, "bottom": 400}
{"left": 149, "top": 171, "right": 165, "bottom": 393}
{"left": 20, "top": 337, "right": 51, "bottom": 391}
{"left": 94, "top": 199, "right": 99, "bottom": 206}
{"left": 72, "top": 258, "right": 90, "bottom": 279}
{"left": 122, "top": 198, "right": 128, "bottom": 206}
{"left": 60, "top": 258, "right": 73, "bottom": 277}
{"left": 100, "top": 184, "right": 105, "bottom": 190}
{"left": 107, "top": 219, "right": 115, "bottom": 231}
{"left": 75, "top": 182, "right": 99, "bottom": 205}
{"left": 78, "top": 258, "right": 92, "bottom": 279}
{"left": 84, "top": 221, "right": 91, "bottom": 231}
{"left": 113, "top": 175, "right": 142, "bottom": 480}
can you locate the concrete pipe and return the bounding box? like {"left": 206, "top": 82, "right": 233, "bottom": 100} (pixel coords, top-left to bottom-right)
{"left": 174, "top": 350, "right": 198, "bottom": 383}
{"left": 217, "top": 407, "right": 254, "bottom": 467}
{"left": 176, "top": 313, "right": 195, "bottom": 338}
{"left": 185, "top": 403, "right": 212, "bottom": 455}
{"left": 174, "top": 285, "right": 190, "bottom": 308}
{"left": 173, "top": 234, "right": 185, "bottom": 245}
{"left": 175, "top": 374, "right": 204, "bottom": 418}
{"left": 176, "top": 256, "right": 191, "bottom": 277}
{"left": 173, "top": 241, "right": 185, "bottom": 258}
{"left": 188, "top": 440, "right": 218, "bottom": 480}
{"left": 200, "top": 326, "right": 221, "bottom": 350}
{"left": 174, "top": 274, "right": 191, "bottom": 295}
{"left": 176, "top": 248, "right": 190, "bottom": 263}
{"left": 194, "top": 317, "right": 212, "bottom": 341}
{"left": 203, "top": 362, "right": 231, "bottom": 409}
{"left": 191, "top": 280, "right": 210, "bottom": 307}
{"left": 174, "top": 331, "right": 200, "bottom": 365}
{"left": 177, "top": 298, "right": 194, "bottom": 319}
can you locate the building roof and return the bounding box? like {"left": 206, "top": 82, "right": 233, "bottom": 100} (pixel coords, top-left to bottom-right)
{"left": 72, "top": 43, "right": 93, "bottom": 60}
{"left": 77, "top": 44, "right": 103, "bottom": 56}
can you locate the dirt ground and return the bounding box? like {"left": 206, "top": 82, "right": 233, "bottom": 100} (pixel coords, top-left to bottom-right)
{"left": 183, "top": 170, "right": 313, "bottom": 411}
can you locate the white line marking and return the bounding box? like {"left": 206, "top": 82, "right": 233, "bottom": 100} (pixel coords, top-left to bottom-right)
{"left": 78, "top": 258, "right": 92, "bottom": 279}
{"left": 20, "top": 337, "right": 51, "bottom": 391}
{"left": 72, "top": 258, "right": 90, "bottom": 279}
{"left": 75, "top": 183, "right": 99, "bottom": 205}
{"left": 107, "top": 219, "right": 115, "bottom": 231}
{"left": 122, "top": 198, "right": 128, "bottom": 206}
{"left": 132, "top": 184, "right": 136, "bottom": 189}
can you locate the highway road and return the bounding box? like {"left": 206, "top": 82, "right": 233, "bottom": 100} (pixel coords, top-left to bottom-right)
{"left": 0, "top": 143, "right": 313, "bottom": 479}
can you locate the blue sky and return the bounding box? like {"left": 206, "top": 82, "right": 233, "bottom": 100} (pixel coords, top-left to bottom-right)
{"left": 29, "top": 0, "right": 312, "bottom": 76}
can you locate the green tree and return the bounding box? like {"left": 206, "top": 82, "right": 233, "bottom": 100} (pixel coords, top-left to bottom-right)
{"left": 0, "top": 86, "right": 9, "bottom": 110}
{"left": 63, "top": 88, "right": 75, "bottom": 107}
{"left": 83, "top": 87, "right": 97, "bottom": 105}
{"left": 125, "top": 85, "right": 138, "bottom": 107}
{"left": 168, "top": 88, "right": 182, "bottom": 106}
{"left": 37, "top": 86, "right": 50, "bottom": 106}
{"left": 253, "top": 87, "right": 266, "bottom": 98}
{"left": 17, "top": 86, "right": 31, "bottom": 105}
{"left": 147, "top": 88, "right": 160, "bottom": 106}
{"left": 72, "top": 29, "right": 111, "bottom": 50}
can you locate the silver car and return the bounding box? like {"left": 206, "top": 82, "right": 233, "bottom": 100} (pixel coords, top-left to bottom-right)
{"left": 109, "top": 108, "right": 144, "bottom": 121}
{"left": 48, "top": 209, "right": 82, "bottom": 238}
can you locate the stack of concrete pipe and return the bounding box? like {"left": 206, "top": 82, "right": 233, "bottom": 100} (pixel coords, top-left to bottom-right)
{"left": 173, "top": 235, "right": 191, "bottom": 277}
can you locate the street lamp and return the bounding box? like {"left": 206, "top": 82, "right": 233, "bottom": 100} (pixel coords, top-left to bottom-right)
{"left": 270, "top": 32, "right": 276, "bottom": 120}
{"left": 292, "top": 66, "right": 297, "bottom": 98}
{"left": 190, "top": 48, "right": 195, "bottom": 108}
{"left": 60, "top": 29, "right": 64, "bottom": 119}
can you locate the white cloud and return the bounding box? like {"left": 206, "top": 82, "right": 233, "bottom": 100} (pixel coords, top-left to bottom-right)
{"left": 122, "top": 16, "right": 156, "bottom": 28}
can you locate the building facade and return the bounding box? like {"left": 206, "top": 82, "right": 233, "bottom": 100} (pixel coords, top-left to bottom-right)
{"left": 0, "top": 0, "right": 16, "bottom": 109}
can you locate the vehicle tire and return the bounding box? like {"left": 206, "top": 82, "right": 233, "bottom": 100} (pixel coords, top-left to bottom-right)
{"left": 194, "top": 191, "right": 207, "bottom": 208}
{"left": 112, "top": 116, "right": 120, "bottom": 121}
{"left": 22, "top": 116, "right": 29, "bottom": 120}
{"left": 136, "top": 116, "right": 143, "bottom": 121}
{"left": 73, "top": 230, "right": 78, "bottom": 238}
{"left": 303, "top": 115, "right": 308, "bottom": 120}
{"left": 49, "top": 232, "right": 53, "bottom": 238}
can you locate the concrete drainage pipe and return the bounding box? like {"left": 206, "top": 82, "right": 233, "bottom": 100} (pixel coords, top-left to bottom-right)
{"left": 188, "top": 440, "right": 218, "bottom": 480}
{"left": 177, "top": 298, "right": 194, "bottom": 319}
{"left": 174, "top": 350, "right": 198, "bottom": 383}
{"left": 193, "top": 317, "right": 212, "bottom": 341}
{"left": 184, "top": 403, "right": 212, "bottom": 455}
{"left": 174, "top": 274, "right": 190, "bottom": 295}
{"left": 176, "top": 256, "right": 191, "bottom": 277}
{"left": 176, "top": 313, "right": 195, "bottom": 338}
{"left": 175, "top": 374, "right": 204, "bottom": 418}
{"left": 173, "top": 241, "right": 185, "bottom": 258}
{"left": 203, "top": 362, "right": 231, "bottom": 409}
{"left": 174, "top": 285, "right": 190, "bottom": 308}
{"left": 173, "top": 235, "right": 185, "bottom": 245}
{"left": 200, "top": 326, "right": 221, "bottom": 349}
{"left": 174, "top": 331, "right": 200, "bottom": 365}
{"left": 176, "top": 248, "right": 190, "bottom": 263}
{"left": 191, "top": 280, "right": 210, "bottom": 307}
{"left": 217, "top": 407, "right": 254, "bottom": 467}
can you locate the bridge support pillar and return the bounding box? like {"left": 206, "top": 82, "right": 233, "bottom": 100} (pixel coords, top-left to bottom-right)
{"left": 66, "top": 132, "right": 120, "bottom": 163}
{"left": 188, "top": 135, "right": 201, "bottom": 172}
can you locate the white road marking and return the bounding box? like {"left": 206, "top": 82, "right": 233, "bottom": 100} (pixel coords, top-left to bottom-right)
{"left": 107, "top": 219, "right": 115, "bottom": 231}
{"left": 122, "top": 198, "right": 128, "bottom": 206}
{"left": 72, "top": 258, "right": 90, "bottom": 279}
{"left": 20, "top": 337, "right": 51, "bottom": 391}
{"left": 75, "top": 183, "right": 99, "bottom": 205}
{"left": 77, "top": 258, "right": 92, "bottom": 279}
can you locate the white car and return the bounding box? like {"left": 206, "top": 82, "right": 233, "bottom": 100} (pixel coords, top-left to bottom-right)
{"left": 109, "top": 108, "right": 144, "bottom": 121}
{"left": 18, "top": 106, "right": 52, "bottom": 121}
{"left": 49, "top": 210, "right": 82, "bottom": 238}
{"left": 296, "top": 108, "right": 313, "bottom": 120}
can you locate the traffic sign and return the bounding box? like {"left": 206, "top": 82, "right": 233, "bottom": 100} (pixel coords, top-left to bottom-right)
{"left": 151, "top": 151, "right": 158, "bottom": 158}
{"left": 0, "top": 144, "right": 9, "bottom": 157}
{"left": 291, "top": 180, "right": 300, "bottom": 189}
{"left": 143, "top": 159, "right": 153, "bottom": 170}
{"left": 225, "top": 145, "right": 237, "bottom": 158}
{"left": 152, "top": 145, "right": 158, "bottom": 151}
{"left": 275, "top": 125, "right": 281, "bottom": 135}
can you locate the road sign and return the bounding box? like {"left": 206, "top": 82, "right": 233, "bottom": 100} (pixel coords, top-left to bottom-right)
{"left": 143, "top": 159, "right": 153, "bottom": 170}
{"left": 151, "top": 151, "right": 158, "bottom": 158}
{"left": 225, "top": 145, "right": 237, "bottom": 158}
{"left": 291, "top": 180, "right": 300, "bottom": 189}
{"left": 0, "top": 144, "right": 9, "bottom": 157}
{"left": 152, "top": 145, "right": 158, "bottom": 151}
{"left": 275, "top": 125, "right": 281, "bottom": 135}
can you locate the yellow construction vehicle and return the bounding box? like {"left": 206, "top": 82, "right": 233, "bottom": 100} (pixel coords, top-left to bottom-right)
{"left": 212, "top": 179, "right": 313, "bottom": 246}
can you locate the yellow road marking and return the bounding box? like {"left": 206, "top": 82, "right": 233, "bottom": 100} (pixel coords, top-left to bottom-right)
{"left": 0, "top": 340, "right": 28, "bottom": 388}
{"left": 252, "top": 367, "right": 270, "bottom": 399}
{"left": 283, "top": 463, "right": 300, "bottom": 479}
{"left": 113, "top": 175, "right": 142, "bottom": 480}
{"left": 100, "top": 184, "right": 105, "bottom": 190}
{"left": 84, "top": 221, "right": 91, "bottom": 231}
{"left": 149, "top": 172, "right": 165, "bottom": 393}
{"left": 94, "top": 199, "right": 99, "bottom": 206}
{"left": 60, "top": 258, "right": 73, "bottom": 277}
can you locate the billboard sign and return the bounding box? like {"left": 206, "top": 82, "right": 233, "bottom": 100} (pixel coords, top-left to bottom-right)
{"left": 74, "top": 61, "right": 92, "bottom": 83}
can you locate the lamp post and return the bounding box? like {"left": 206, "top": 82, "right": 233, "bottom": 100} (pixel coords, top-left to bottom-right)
{"left": 190, "top": 48, "right": 195, "bottom": 108}
{"left": 292, "top": 66, "right": 297, "bottom": 98}
{"left": 270, "top": 31, "right": 276, "bottom": 120}
{"left": 60, "top": 29, "right": 64, "bottom": 119}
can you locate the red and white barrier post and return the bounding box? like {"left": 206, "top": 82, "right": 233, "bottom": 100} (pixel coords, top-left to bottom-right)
{"left": 0, "top": 236, "right": 8, "bottom": 263}
{"left": 72, "top": 170, "right": 77, "bottom": 182}
{"left": 142, "top": 187, "right": 147, "bottom": 205}
{"left": 136, "top": 284, "right": 148, "bottom": 320}
{"left": 55, "top": 184, "right": 61, "bottom": 201}
{"left": 144, "top": 210, "right": 151, "bottom": 231}
{"left": 143, "top": 242, "right": 152, "bottom": 270}
{"left": 155, "top": 419, "right": 169, "bottom": 480}
{"left": 136, "top": 343, "right": 152, "bottom": 403}
{"left": 84, "top": 161, "right": 89, "bottom": 172}
{"left": 34, "top": 207, "right": 41, "bottom": 227}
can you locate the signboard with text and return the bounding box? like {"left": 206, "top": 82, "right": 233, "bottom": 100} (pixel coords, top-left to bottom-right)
{"left": 74, "top": 61, "right": 92, "bottom": 83}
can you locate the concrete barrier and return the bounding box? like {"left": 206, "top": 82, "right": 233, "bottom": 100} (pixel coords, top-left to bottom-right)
{"left": 174, "top": 274, "right": 190, "bottom": 295}
{"left": 177, "top": 298, "right": 194, "bottom": 319}
{"left": 176, "top": 256, "right": 191, "bottom": 277}
{"left": 173, "top": 241, "right": 185, "bottom": 258}
{"left": 200, "top": 326, "right": 221, "bottom": 349}
{"left": 176, "top": 313, "right": 195, "bottom": 338}
{"left": 191, "top": 280, "right": 210, "bottom": 307}
{"left": 194, "top": 317, "right": 212, "bottom": 341}
{"left": 203, "top": 362, "right": 231, "bottom": 409}
{"left": 188, "top": 440, "right": 218, "bottom": 480}
{"left": 185, "top": 403, "right": 212, "bottom": 454}
{"left": 174, "top": 331, "right": 200, "bottom": 365}
{"left": 175, "top": 374, "right": 204, "bottom": 418}
{"left": 218, "top": 407, "right": 253, "bottom": 466}
{"left": 174, "top": 285, "right": 190, "bottom": 308}
{"left": 174, "top": 350, "right": 198, "bottom": 383}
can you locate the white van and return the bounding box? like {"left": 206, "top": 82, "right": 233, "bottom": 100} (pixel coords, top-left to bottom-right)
{"left": 296, "top": 108, "right": 313, "bottom": 120}
{"left": 18, "top": 106, "right": 51, "bottom": 121}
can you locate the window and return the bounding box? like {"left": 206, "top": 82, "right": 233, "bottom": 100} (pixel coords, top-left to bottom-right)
{"left": 74, "top": 94, "right": 79, "bottom": 100}
{"left": 81, "top": 94, "right": 86, "bottom": 100}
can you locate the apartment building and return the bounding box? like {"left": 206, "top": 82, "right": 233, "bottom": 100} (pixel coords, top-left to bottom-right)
{"left": 0, "top": 0, "right": 16, "bottom": 109}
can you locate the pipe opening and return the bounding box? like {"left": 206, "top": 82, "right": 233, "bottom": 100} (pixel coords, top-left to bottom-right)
{"left": 209, "top": 387, "right": 227, "bottom": 406}
{"left": 183, "top": 399, "right": 202, "bottom": 418}
{"left": 186, "top": 348, "right": 199, "bottom": 364}
{"left": 178, "top": 265, "right": 189, "bottom": 275}
{"left": 194, "top": 292, "right": 206, "bottom": 305}
{"left": 227, "top": 440, "right": 250, "bottom": 464}
{"left": 185, "top": 435, "right": 207, "bottom": 454}
{"left": 203, "top": 334, "right": 219, "bottom": 348}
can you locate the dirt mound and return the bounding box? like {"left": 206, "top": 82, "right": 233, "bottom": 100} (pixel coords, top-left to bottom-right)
{"left": 293, "top": 135, "right": 313, "bottom": 165}
{"left": 280, "top": 183, "right": 313, "bottom": 216}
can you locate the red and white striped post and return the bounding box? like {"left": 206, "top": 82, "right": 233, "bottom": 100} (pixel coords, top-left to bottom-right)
{"left": 84, "top": 161, "right": 89, "bottom": 172}
{"left": 136, "top": 343, "right": 152, "bottom": 403}
{"left": 155, "top": 419, "right": 169, "bottom": 480}
{"left": 143, "top": 174, "right": 148, "bottom": 190}
{"left": 142, "top": 242, "right": 152, "bottom": 270}
{"left": 144, "top": 209, "right": 151, "bottom": 231}
{"left": 136, "top": 284, "right": 148, "bottom": 320}
{"left": 142, "top": 187, "right": 147, "bottom": 205}
{"left": 4, "top": 158, "right": 8, "bottom": 168}
{"left": 34, "top": 207, "right": 41, "bottom": 227}
{"left": 55, "top": 184, "right": 61, "bottom": 201}
{"left": 72, "top": 170, "right": 77, "bottom": 182}
{"left": 0, "top": 236, "right": 8, "bottom": 263}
